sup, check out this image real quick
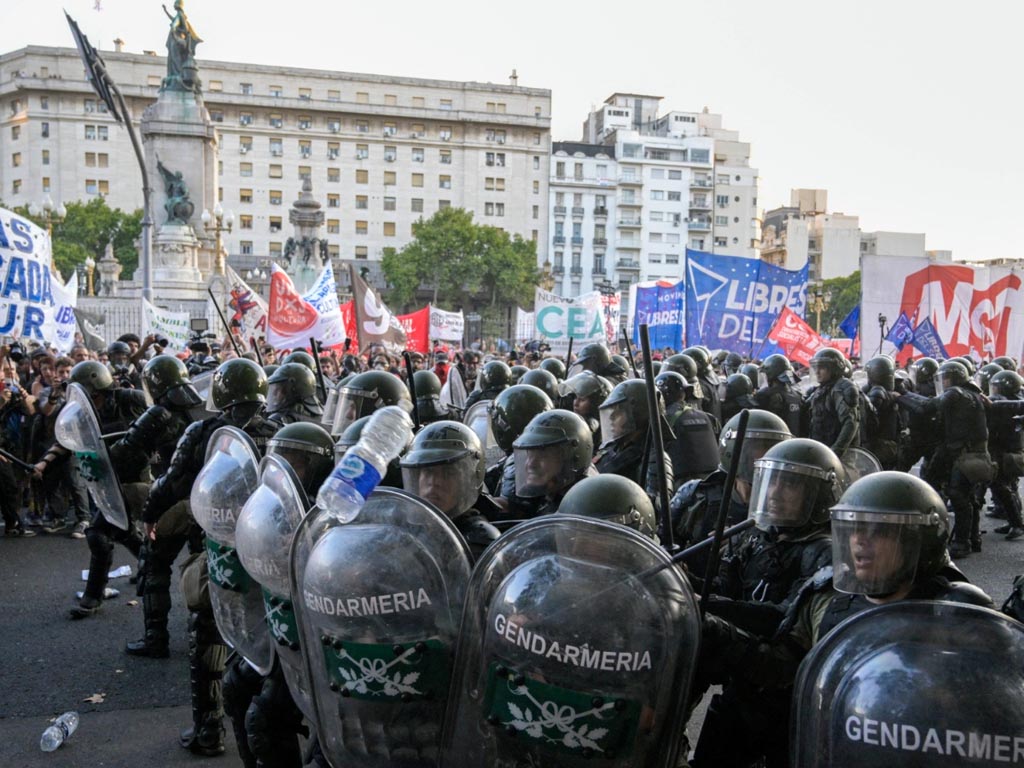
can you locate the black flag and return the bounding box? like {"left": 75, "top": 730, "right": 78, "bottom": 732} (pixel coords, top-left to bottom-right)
{"left": 349, "top": 264, "right": 407, "bottom": 353}
{"left": 65, "top": 12, "right": 123, "bottom": 125}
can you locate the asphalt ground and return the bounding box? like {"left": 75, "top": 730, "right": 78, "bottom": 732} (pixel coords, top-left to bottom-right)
{"left": 0, "top": 509, "right": 1020, "bottom": 767}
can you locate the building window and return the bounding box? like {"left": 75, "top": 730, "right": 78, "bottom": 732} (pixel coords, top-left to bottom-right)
{"left": 383, "top": 222, "right": 396, "bottom": 237}
{"left": 298, "top": 166, "right": 311, "bottom": 180}
{"left": 328, "top": 194, "right": 340, "bottom": 208}
{"left": 485, "top": 128, "right": 507, "bottom": 143}
{"left": 715, "top": 215, "right": 728, "bottom": 226}
{"left": 85, "top": 179, "right": 98, "bottom": 195}
{"left": 383, "top": 171, "right": 396, "bottom": 186}
{"left": 496, "top": 203, "right": 505, "bottom": 216}
{"left": 11, "top": 180, "right": 20, "bottom": 195}
{"left": 356, "top": 120, "right": 369, "bottom": 133}
{"left": 240, "top": 136, "right": 253, "bottom": 152}
{"left": 239, "top": 188, "right": 253, "bottom": 203}
{"left": 269, "top": 217, "right": 282, "bottom": 233}
{"left": 41, "top": 176, "right": 50, "bottom": 193}
{"left": 440, "top": 98, "right": 453, "bottom": 110}
{"left": 327, "top": 90, "right": 340, "bottom": 102}
{"left": 668, "top": 191, "right": 681, "bottom": 201}
{"left": 41, "top": 150, "right": 49, "bottom": 165}
{"left": 533, "top": 156, "right": 540, "bottom": 170}
{"left": 383, "top": 122, "right": 397, "bottom": 137}
{"left": 439, "top": 126, "right": 452, "bottom": 141}
{"left": 239, "top": 111, "right": 253, "bottom": 126}
{"left": 328, "top": 167, "right": 340, "bottom": 182}
{"left": 716, "top": 195, "right": 729, "bottom": 207}
{"left": 327, "top": 219, "right": 340, "bottom": 234}
{"left": 98, "top": 126, "right": 108, "bottom": 141}
{"left": 411, "top": 123, "right": 425, "bottom": 137}
{"left": 299, "top": 87, "right": 312, "bottom": 100}
{"left": 440, "top": 150, "right": 452, "bottom": 165}
{"left": 270, "top": 242, "right": 283, "bottom": 257}
{"left": 40, "top": 95, "right": 49, "bottom": 110}
{"left": 298, "top": 116, "right": 312, "bottom": 130}
{"left": 240, "top": 240, "right": 253, "bottom": 255}
{"left": 384, "top": 146, "right": 397, "bottom": 162}
{"left": 355, "top": 220, "right": 368, "bottom": 235}
{"left": 269, "top": 84, "right": 283, "bottom": 97}
{"left": 327, "top": 119, "right": 341, "bottom": 132}
{"left": 239, "top": 215, "right": 253, "bottom": 230}
{"left": 299, "top": 140, "right": 312, "bottom": 158}
{"left": 486, "top": 153, "right": 506, "bottom": 167}
{"left": 269, "top": 190, "right": 282, "bottom": 205}
{"left": 439, "top": 175, "right": 451, "bottom": 189}
{"left": 240, "top": 82, "right": 253, "bottom": 94}
{"left": 383, "top": 196, "right": 396, "bottom": 211}
{"left": 269, "top": 164, "right": 282, "bottom": 178}
{"left": 209, "top": 110, "right": 224, "bottom": 122}
{"left": 668, "top": 170, "right": 682, "bottom": 180}
{"left": 327, "top": 142, "right": 340, "bottom": 160}
{"left": 411, "top": 198, "right": 423, "bottom": 213}
{"left": 240, "top": 162, "right": 253, "bottom": 177}
{"left": 269, "top": 114, "right": 283, "bottom": 129}
{"left": 355, "top": 195, "right": 368, "bottom": 209}
{"left": 412, "top": 173, "right": 424, "bottom": 188}
{"left": 533, "top": 132, "right": 541, "bottom": 145}
{"left": 715, "top": 237, "right": 728, "bottom": 247}
{"left": 355, "top": 245, "right": 369, "bottom": 259}
{"left": 651, "top": 169, "right": 665, "bottom": 179}
{"left": 84, "top": 125, "right": 95, "bottom": 140}
{"left": 270, "top": 138, "right": 283, "bottom": 156}
{"left": 412, "top": 147, "right": 424, "bottom": 163}
{"left": 40, "top": 122, "right": 49, "bottom": 138}
{"left": 356, "top": 169, "right": 368, "bottom": 184}
{"left": 355, "top": 144, "right": 369, "bottom": 160}
{"left": 532, "top": 180, "right": 539, "bottom": 193}
{"left": 85, "top": 152, "right": 96, "bottom": 167}
{"left": 651, "top": 190, "right": 665, "bottom": 201}
{"left": 328, "top": 244, "right": 340, "bottom": 258}
{"left": 356, "top": 92, "right": 369, "bottom": 104}
{"left": 438, "top": 200, "right": 451, "bottom": 210}
{"left": 666, "top": 255, "right": 679, "bottom": 264}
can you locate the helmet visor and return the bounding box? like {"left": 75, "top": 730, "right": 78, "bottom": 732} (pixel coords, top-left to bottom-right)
{"left": 331, "top": 387, "right": 375, "bottom": 435}
{"left": 830, "top": 510, "right": 923, "bottom": 595}
{"left": 513, "top": 444, "right": 575, "bottom": 498}
{"left": 733, "top": 434, "right": 790, "bottom": 482}
{"left": 266, "top": 381, "right": 294, "bottom": 414}
{"left": 267, "top": 440, "right": 333, "bottom": 496}
{"left": 164, "top": 383, "right": 203, "bottom": 409}
{"left": 748, "top": 459, "right": 823, "bottom": 530}
{"left": 810, "top": 361, "right": 833, "bottom": 385}
{"left": 599, "top": 402, "right": 640, "bottom": 446}
{"left": 935, "top": 375, "right": 951, "bottom": 396}
{"left": 566, "top": 361, "right": 589, "bottom": 378}
{"left": 401, "top": 455, "right": 479, "bottom": 518}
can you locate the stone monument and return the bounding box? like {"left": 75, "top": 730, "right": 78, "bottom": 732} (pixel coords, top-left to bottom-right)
{"left": 137, "top": 0, "right": 218, "bottom": 301}
{"left": 283, "top": 178, "right": 330, "bottom": 295}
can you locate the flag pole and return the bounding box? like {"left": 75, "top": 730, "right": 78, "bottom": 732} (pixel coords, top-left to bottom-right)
{"left": 752, "top": 308, "right": 785, "bottom": 361}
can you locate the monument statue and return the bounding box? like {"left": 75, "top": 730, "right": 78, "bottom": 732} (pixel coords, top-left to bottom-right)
{"left": 161, "top": 0, "right": 202, "bottom": 94}
{"left": 157, "top": 159, "right": 195, "bottom": 225}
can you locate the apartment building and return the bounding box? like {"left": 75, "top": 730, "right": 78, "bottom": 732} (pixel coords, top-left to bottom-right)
{"left": 0, "top": 45, "right": 551, "bottom": 271}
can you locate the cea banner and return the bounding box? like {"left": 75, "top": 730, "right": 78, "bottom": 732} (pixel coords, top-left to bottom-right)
{"left": 142, "top": 298, "right": 191, "bottom": 351}
{"left": 533, "top": 288, "right": 605, "bottom": 354}
{"left": 861, "top": 254, "right": 1024, "bottom": 361}
{"left": 631, "top": 279, "right": 684, "bottom": 350}
{"left": 685, "top": 248, "right": 808, "bottom": 355}
{"left": 267, "top": 263, "right": 346, "bottom": 350}
{"left": 0, "top": 207, "right": 57, "bottom": 341}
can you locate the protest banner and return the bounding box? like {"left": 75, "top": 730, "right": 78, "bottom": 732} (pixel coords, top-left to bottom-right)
{"left": 225, "top": 265, "right": 268, "bottom": 340}
{"left": 0, "top": 207, "right": 57, "bottom": 341}
{"left": 397, "top": 306, "right": 430, "bottom": 353}
{"left": 533, "top": 288, "right": 605, "bottom": 354}
{"left": 350, "top": 264, "right": 407, "bottom": 352}
{"left": 631, "top": 279, "right": 684, "bottom": 350}
{"left": 142, "top": 298, "right": 191, "bottom": 351}
{"left": 267, "top": 263, "right": 346, "bottom": 350}
{"left": 767, "top": 306, "right": 827, "bottom": 365}
{"left": 429, "top": 305, "right": 464, "bottom": 342}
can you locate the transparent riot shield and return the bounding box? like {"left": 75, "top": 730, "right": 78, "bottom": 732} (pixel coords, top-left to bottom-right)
{"left": 464, "top": 400, "right": 503, "bottom": 469}
{"left": 321, "top": 382, "right": 339, "bottom": 430}
{"left": 441, "top": 516, "right": 701, "bottom": 768}
{"left": 190, "top": 427, "right": 270, "bottom": 673}
{"left": 55, "top": 382, "right": 129, "bottom": 530}
{"left": 290, "top": 487, "right": 472, "bottom": 767}
{"left": 189, "top": 371, "right": 218, "bottom": 420}
{"left": 840, "top": 447, "right": 883, "bottom": 486}
{"left": 234, "top": 454, "right": 314, "bottom": 719}
{"left": 791, "top": 601, "right": 1024, "bottom": 768}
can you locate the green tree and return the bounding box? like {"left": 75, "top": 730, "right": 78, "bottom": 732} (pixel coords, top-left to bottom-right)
{"left": 476, "top": 226, "right": 539, "bottom": 307}
{"left": 14, "top": 198, "right": 142, "bottom": 283}
{"left": 820, "top": 271, "right": 861, "bottom": 336}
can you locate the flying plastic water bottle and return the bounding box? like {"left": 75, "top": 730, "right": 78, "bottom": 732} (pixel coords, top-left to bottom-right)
{"left": 316, "top": 405, "right": 413, "bottom": 522}
{"left": 40, "top": 711, "right": 79, "bottom": 752}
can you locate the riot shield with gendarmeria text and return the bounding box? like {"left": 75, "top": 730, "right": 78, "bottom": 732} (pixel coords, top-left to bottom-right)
{"left": 55, "top": 382, "right": 129, "bottom": 530}
{"left": 190, "top": 426, "right": 269, "bottom": 673}
{"left": 290, "top": 487, "right": 472, "bottom": 768}
{"left": 441, "top": 516, "right": 701, "bottom": 768}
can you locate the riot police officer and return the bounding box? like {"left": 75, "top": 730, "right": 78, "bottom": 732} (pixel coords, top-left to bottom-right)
{"left": 655, "top": 371, "right": 719, "bottom": 486}
{"left": 896, "top": 360, "right": 989, "bottom": 558}
{"left": 107, "top": 340, "right": 140, "bottom": 388}
{"left": 519, "top": 368, "right": 560, "bottom": 404}
{"left": 400, "top": 421, "right": 500, "bottom": 560}
{"left": 558, "top": 370, "right": 612, "bottom": 442}
{"left": 910, "top": 356, "right": 939, "bottom": 397}
{"left": 538, "top": 356, "right": 566, "bottom": 381}
{"left": 723, "top": 351, "right": 744, "bottom": 377}
{"left": 556, "top": 473, "right": 658, "bottom": 540}
{"left": 566, "top": 342, "right": 628, "bottom": 384}
{"left": 266, "top": 362, "right": 323, "bottom": 424}
{"left": 412, "top": 369, "right": 450, "bottom": 424}
{"left": 485, "top": 384, "right": 553, "bottom": 521}
{"left": 662, "top": 353, "right": 706, "bottom": 413}
{"left": 805, "top": 348, "right": 860, "bottom": 454}
{"left": 861, "top": 355, "right": 900, "bottom": 469}
{"left": 987, "top": 370, "right": 1024, "bottom": 541}
{"left": 464, "top": 360, "right": 512, "bottom": 408}
{"left": 721, "top": 373, "right": 758, "bottom": 424}
{"left": 683, "top": 346, "right": 722, "bottom": 422}
{"left": 752, "top": 353, "right": 803, "bottom": 436}
{"left": 594, "top": 379, "right": 674, "bottom": 497}
{"left": 510, "top": 409, "right": 596, "bottom": 515}
{"left": 329, "top": 369, "right": 413, "bottom": 435}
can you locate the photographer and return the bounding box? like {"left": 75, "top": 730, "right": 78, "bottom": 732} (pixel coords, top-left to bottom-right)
{"left": 0, "top": 352, "right": 36, "bottom": 536}
{"left": 36, "top": 357, "right": 78, "bottom": 533}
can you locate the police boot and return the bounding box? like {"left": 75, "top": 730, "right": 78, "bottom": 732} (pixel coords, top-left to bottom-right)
{"left": 70, "top": 528, "right": 111, "bottom": 619}
{"left": 179, "top": 612, "right": 227, "bottom": 756}
{"left": 125, "top": 591, "right": 171, "bottom": 658}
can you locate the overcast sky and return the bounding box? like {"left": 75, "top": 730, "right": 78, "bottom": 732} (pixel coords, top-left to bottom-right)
{"left": 4, "top": 0, "right": 1021, "bottom": 262}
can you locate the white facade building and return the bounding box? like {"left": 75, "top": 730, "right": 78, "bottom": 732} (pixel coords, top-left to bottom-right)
{"left": 0, "top": 45, "right": 551, "bottom": 277}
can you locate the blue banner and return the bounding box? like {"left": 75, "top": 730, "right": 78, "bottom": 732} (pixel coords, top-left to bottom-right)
{"left": 632, "top": 280, "right": 685, "bottom": 351}
{"left": 885, "top": 311, "right": 915, "bottom": 351}
{"left": 911, "top": 317, "right": 949, "bottom": 359}
{"left": 839, "top": 304, "right": 860, "bottom": 340}
{"left": 684, "top": 249, "right": 808, "bottom": 355}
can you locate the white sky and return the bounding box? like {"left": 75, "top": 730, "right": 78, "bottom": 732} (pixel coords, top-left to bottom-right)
{"left": 4, "top": 0, "right": 1022, "bottom": 262}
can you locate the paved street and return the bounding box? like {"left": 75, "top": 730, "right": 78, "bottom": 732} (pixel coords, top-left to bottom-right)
{"left": 1, "top": 515, "right": 1021, "bottom": 766}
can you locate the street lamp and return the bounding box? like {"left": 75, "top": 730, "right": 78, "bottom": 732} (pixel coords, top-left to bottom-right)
{"left": 539, "top": 259, "right": 554, "bottom": 292}
{"left": 201, "top": 203, "right": 234, "bottom": 275}
{"left": 84, "top": 256, "right": 96, "bottom": 297}
{"left": 809, "top": 282, "right": 831, "bottom": 334}
{"left": 28, "top": 194, "right": 67, "bottom": 238}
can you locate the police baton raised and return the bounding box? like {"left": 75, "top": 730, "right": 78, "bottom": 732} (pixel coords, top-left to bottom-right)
{"left": 207, "top": 288, "right": 243, "bottom": 358}
{"left": 699, "top": 408, "right": 750, "bottom": 617}
{"left": 403, "top": 351, "right": 420, "bottom": 429}
{"left": 565, "top": 336, "right": 574, "bottom": 369}
{"left": 308, "top": 337, "right": 327, "bottom": 405}
{"left": 249, "top": 337, "right": 263, "bottom": 366}
{"left": 638, "top": 323, "right": 673, "bottom": 551}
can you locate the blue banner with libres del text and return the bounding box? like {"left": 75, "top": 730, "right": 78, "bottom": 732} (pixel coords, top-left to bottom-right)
{"left": 684, "top": 248, "right": 809, "bottom": 356}
{"left": 632, "top": 279, "right": 685, "bottom": 351}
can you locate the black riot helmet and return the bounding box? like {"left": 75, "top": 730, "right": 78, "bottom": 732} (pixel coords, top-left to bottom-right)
{"left": 512, "top": 409, "right": 593, "bottom": 498}
{"left": 488, "top": 384, "right": 553, "bottom": 454}
{"left": 281, "top": 350, "right": 316, "bottom": 371}
{"left": 910, "top": 356, "right": 938, "bottom": 385}
{"left": 809, "top": 348, "right": 848, "bottom": 384}
{"left": 70, "top": 360, "right": 115, "bottom": 396}
{"left": 865, "top": 356, "right": 896, "bottom": 391}
{"left": 211, "top": 358, "right": 268, "bottom": 428}
{"left": 598, "top": 379, "right": 650, "bottom": 447}
{"left": 413, "top": 369, "right": 448, "bottom": 423}
{"left": 655, "top": 371, "right": 690, "bottom": 405}
{"left": 762, "top": 353, "right": 796, "bottom": 384}
{"left": 663, "top": 353, "right": 698, "bottom": 381}
{"left": 723, "top": 352, "right": 744, "bottom": 376}
{"left": 952, "top": 356, "right": 976, "bottom": 377}
{"left": 830, "top": 471, "right": 950, "bottom": 596}
{"left": 724, "top": 373, "right": 753, "bottom": 400}
{"left": 567, "top": 343, "right": 612, "bottom": 377}
{"left": 557, "top": 474, "right": 657, "bottom": 540}
{"left": 142, "top": 354, "right": 202, "bottom": 409}
{"left": 977, "top": 362, "right": 1004, "bottom": 396}
{"left": 936, "top": 360, "right": 969, "bottom": 393}
{"left": 718, "top": 409, "right": 792, "bottom": 482}
{"left": 611, "top": 353, "right": 631, "bottom": 375}
{"left": 400, "top": 421, "right": 485, "bottom": 519}
{"left": 682, "top": 346, "right": 712, "bottom": 377}
{"left": 538, "top": 357, "right": 567, "bottom": 381}
{"left": 993, "top": 355, "right": 1018, "bottom": 371}
{"left": 739, "top": 363, "right": 761, "bottom": 387}
{"left": 558, "top": 371, "right": 613, "bottom": 417}
{"left": 477, "top": 360, "right": 512, "bottom": 391}
{"left": 266, "top": 362, "right": 321, "bottom": 416}
{"left": 509, "top": 364, "right": 529, "bottom": 385}
{"left": 267, "top": 421, "right": 335, "bottom": 498}
{"left": 106, "top": 340, "right": 131, "bottom": 372}
{"left": 749, "top": 438, "right": 845, "bottom": 533}
{"left": 990, "top": 370, "right": 1024, "bottom": 399}
{"left": 519, "top": 368, "right": 559, "bottom": 403}
{"left": 330, "top": 370, "right": 413, "bottom": 435}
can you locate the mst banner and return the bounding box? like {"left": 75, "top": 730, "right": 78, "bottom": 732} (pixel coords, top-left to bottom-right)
{"left": 533, "top": 288, "right": 605, "bottom": 354}
{"left": 685, "top": 248, "right": 808, "bottom": 355}
{"left": 861, "top": 254, "right": 1024, "bottom": 360}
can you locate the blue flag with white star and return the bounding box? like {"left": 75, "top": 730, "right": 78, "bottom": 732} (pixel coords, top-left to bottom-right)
{"left": 684, "top": 248, "right": 809, "bottom": 356}
{"left": 839, "top": 305, "right": 860, "bottom": 340}
{"left": 885, "top": 311, "right": 915, "bottom": 350}
{"left": 911, "top": 317, "right": 949, "bottom": 359}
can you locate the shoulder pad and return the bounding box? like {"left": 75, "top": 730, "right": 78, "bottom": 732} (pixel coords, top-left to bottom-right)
{"left": 940, "top": 580, "right": 995, "bottom": 609}
{"left": 800, "top": 538, "right": 834, "bottom": 577}
{"left": 670, "top": 477, "right": 704, "bottom": 512}
{"left": 460, "top": 514, "right": 500, "bottom": 547}
{"left": 810, "top": 564, "right": 834, "bottom": 590}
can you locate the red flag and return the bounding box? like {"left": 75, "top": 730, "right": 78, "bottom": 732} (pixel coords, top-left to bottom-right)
{"left": 767, "top": 307, "right": 827, "bottom": 365}
{"left": 397, "top": 307, "right": 430, "bottom": 353}
{"left": 267, "top": 266, "right": 319, "bottom": 346}
{"left": 339, "top": 300, "right": 358, "bottom": 355}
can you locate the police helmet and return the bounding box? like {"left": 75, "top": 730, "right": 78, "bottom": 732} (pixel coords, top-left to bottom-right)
{"left": 718, "top": 409, "right": 792, "bottom": 480}
{"left": 519, "top": 368, "right": 560, "bottom": 403}
{"left": 266, "top": 362, "right": 320, "bottom": 415}
{"left": 990, "top": 370, "right": 1024, "bottom": 399}
{"left": 400, "top": 421, "right": 484, "bottom": 519}
{"left": 512, "top": 410, "right": 594, "bottom": 498}
{"left": 539, "top": 357, "right": 567, "bottom": 381}
{"left": 330, "top": 370, "right": 413, "bottom": 435}
{"left": 70, "top": 360, "right": 115, "bottom": 395}
{"left": 142, "top": 354, "right": 202, "bottom": 409}
{"left": 865, "top": 356, "right": 896, "bottom": 391}
{"left": 488, "top": 384, "right": 553, "bottom": 454}
{"left": 557, "top": 474, "right": 657, "bottom": 540}
{"left": 724, "top": 373, "right": 753, "bottom": 400}
{"left": 749, "top": 437, "right": 844, "bottom": 532}
{"left": 598, "top": 379, "right": 649, "bottom": 447}
{"left": 762, "top": 353, "right": 796, "bottom": 384}
{"left": 267, "top": 421, "right": 335, "bottom": 498}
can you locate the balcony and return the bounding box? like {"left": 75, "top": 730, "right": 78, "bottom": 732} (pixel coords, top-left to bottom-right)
{"left": 553, "top": 205, "right": 567, "bottom": 217}
{"left": 618, "top": 198, "right": 642, "bottom": 207}
{"left": 618, "top": 175, "right": 643, "bottom": 185}
{"left": 617, "top": 218, "right": 642, "bottom": 228}
{"left": 552, "top": 264, "right": 564, "bottom": 275}
{"left": 688, "top": 219, "right": 711, "bottom": 230}
{"left": 617, "top": 240, "right": 641, "bottom": 250}
{"left": 593, "top": 206, "right": 608, "bottom": 218}
{"left": 571, "top": 236, "right": 584, "bottom": 246}
{"left": 690, "top": 198, "right": 711, "bottom": 210}
{"left": 572, "top": 206, "right": 586, "bottom": 218}
{"left": 593, "top": 237, "right": 608, "bottom": 246}
{"left": 691, "top": 178, "right": 713, "bottom": 188}
{"left": 571, "top": 266, "right": 583, "bottom": 275}
{"left": 552, "top": 235, "right": 566, "bottom": 246}
{"left": 616, "top": 259, "right": 641, "bottom": 270}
